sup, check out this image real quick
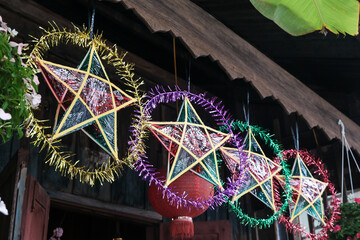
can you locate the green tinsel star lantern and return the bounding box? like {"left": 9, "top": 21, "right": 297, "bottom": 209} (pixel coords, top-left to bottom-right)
{"left": 220, "top": 121, "right": 292, "bottom": 228}
{"left": 221, "top": 127, "right": 282, "bottom": 210}
{"left": 277, "top": 152, "right": 328, "bottom": 224}
{"left": 148, "top": 97, "right": 230, "bottom": 188}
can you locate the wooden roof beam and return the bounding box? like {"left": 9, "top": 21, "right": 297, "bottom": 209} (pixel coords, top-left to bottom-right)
{"left": 106, "top": 0, "right": 360, "bottom": 153}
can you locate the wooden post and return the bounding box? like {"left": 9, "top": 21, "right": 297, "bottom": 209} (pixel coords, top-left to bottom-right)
{"left": 9, "top": 147, "right": 29, "bottom": 240}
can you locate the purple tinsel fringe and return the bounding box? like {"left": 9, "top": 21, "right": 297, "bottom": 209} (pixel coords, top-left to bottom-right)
{"left": 130, "top": 86, "right": 249, "bottom": 210}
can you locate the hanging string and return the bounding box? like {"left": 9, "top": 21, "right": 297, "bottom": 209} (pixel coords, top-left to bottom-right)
{"left": 187, "top": 60, "right": 191, "bottom": 92}
{"left": 338, "top": 120, "right": 360, "bottom": 174}
{"left": 339, "top": 120, "right": 345, "bottom": 202}
{"left": 290, "top": 122, "right": 299, "bottom": 151}
{"left": 173, "top": 37, "right": 178, "bottom": 86}
{"left": 173, "top": 37, "right": 178, "bottom": 113}
{"left": 242, "top": 92, "right": 250, "bottom": 124}
{"left": 88, "top": 0, "right": 96, "bottom": 40}
{"left": 338, "top": 119, "right": 359, "bottom": 201}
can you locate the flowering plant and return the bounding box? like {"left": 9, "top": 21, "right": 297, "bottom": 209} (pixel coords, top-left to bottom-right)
{"left": 0, "top": 16, "right": 40, "bottom": 143}
{"left": 328, "top": 201, "right": 360, "bottom": 240}
{"left": 49, "top": 227, "right": 63, "bottom": 240}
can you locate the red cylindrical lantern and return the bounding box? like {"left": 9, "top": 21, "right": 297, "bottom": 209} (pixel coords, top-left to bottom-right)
{"left": 148, "top": 168, "right": 214, "bottom": 239}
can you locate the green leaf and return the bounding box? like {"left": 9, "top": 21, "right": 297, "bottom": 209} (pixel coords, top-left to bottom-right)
{"left": 250, "top": 0, "right": 360, "bottom": 36}
{"left": 2, "top": 101, "right": 8, "bottom": 110}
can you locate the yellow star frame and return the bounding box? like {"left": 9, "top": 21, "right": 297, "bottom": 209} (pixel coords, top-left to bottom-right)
{"left": 36, "top": 45, "right": 136, "bottom": 160}
{"left": 148, "top": 97, "right": 230, "bottom": 188}
{"left": 277, "top": 153, "right": 328, "bottom": 224}
{"left": 221, "top": 128, "right": 282, "bottom": 209}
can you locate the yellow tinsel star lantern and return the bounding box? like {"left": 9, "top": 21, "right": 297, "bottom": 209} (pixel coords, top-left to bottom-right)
{"left": 36, "top": 45, "right": 135, "bottom": 160}
{"left": 25, "top": 25, "right": 145, "bottom": 185}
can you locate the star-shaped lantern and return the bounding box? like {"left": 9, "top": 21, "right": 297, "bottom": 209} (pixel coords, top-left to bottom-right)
{"left": 276, "top": 153, "right": 328, "bottom": 224}
{"left": 147, "top": 97, "right": 230, "bottom": 188}
{"left": 36, "top": 45, "right": 136, "bottom": 160}
{"left": 220, "top": 128, "right": 282, "bottom": 210}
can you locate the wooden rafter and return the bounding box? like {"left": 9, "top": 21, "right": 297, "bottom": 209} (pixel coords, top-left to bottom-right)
{"left": 113, "top": 0, "right": 360, "bottom": 153}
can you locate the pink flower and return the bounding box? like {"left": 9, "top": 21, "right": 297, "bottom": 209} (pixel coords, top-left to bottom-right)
{"left": 333, "top": 225, "right": 341, "bottom": 232}
{"left": 25, "top": 93, "right": 41, "bottom": 108}
{"left": 0, "top": 197, "right": 8, "bottom": 215}
{"left": 0, "top": 108, "right": 11, "bottom": 120}
{"left": 32, "top": 75, "right": 39, "bottom": 85}
{"left": 354, "top": 198, "right": 360, "bottom": 204}
{"left": 0, "top": 21, "right": 8, "bottom": 32}
{"left": 346, "top": 237, "right": 352, "bottom": 240}
{"left": 8, "top": 28, "right": 18, "bottom": 37}
{"left": 357, "top": 232, "right": 360, "bottom": 239}
{"left": 53, "top": 227, "right": 63, "bottom": 237}
{"left": 9, "top": 41, "right": 28, "bottom": 55}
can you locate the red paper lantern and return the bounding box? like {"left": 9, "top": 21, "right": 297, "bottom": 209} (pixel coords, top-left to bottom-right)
{"left": 148, "top": 168, "right": 214, "bottom": 239}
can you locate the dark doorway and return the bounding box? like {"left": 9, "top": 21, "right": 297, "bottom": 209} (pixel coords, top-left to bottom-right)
{"left": 47, "top": 206, "right": 148, "bottom": 240}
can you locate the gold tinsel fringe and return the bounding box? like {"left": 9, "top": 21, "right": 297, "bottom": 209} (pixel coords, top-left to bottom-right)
{"left": 25, "top": 23, "right": 147, "bottom": 185}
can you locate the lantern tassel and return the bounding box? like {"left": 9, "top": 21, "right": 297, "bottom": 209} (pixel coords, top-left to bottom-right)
{"left": 170, "top": 216, "right": 194, "bottom": 240}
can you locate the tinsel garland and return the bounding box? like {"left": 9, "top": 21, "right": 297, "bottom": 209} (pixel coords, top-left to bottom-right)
{"left": 223, "top": 121, "right": 293, "bottom": 228}
{"left": 24, "top": 24, "right": 146, "bottom": 185}
{"left": 274, "top": 149, "right": 341, "bottom": 240}
{"left": 130, "top": 86, "right": 248, "bottom": 209}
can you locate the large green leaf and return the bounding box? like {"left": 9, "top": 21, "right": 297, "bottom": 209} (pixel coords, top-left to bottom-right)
{"left": 250, "top": 0, "right": 360, "bottom": 36}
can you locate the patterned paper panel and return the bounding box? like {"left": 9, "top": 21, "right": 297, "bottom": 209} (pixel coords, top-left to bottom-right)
{"left": 299, "top": 158, "right": 313, "bottom": 178}
{"left": 182, "top": 125, "right": 212, "bottom": 158}
{"left": 44, "top": 63, "right": 85, "bottom": 92}
{"left": 79, "top": 49, "right": 107, "bottom": 79}
{"left": 186, "top": 103, "right": 202, "bottom": 124}
{"left": 262, "top": 179, "right": 274, "bottom": 204}
{"left": 208, "top": 130, "right": 228, "bottom": 147}
{"left": 168, "top": 141, "right": 179, "bottom": 158}
{"left": 201, "top": 152, "right": 218, "bottom": 183}
{"left": 155, "top": 125, "right": 183, "bottom": 143}
{"left": 251, "top": 186, "right": 272, "bottom": 208}
{"left": 98, "top": 112, "right": 115, "bottom": 152}
{"left": 305, "top": 202, "right": 321, "bottom": 222}
{"left": 56, "top": 99, "right": 94, "bottom": 136}
{"left": 291, "top": 159, "right": 301, "bottom": 176}
{"left": 83, "top": 124, "right": 111, "bottom": 154}
{"left": 244, "top": 133, "right": 264, "bottom": 155}
{"left": 80, "top": 77, "right": 114, "bottom": 116}
{"left": 38, "top": 63, "right": 74, "bottom": 107}
{"left": 192, "top": 163, "right": 217, "bottom": 186}
{"left": 249, "top": 154, "right": 271, "bottom": 182}
{"left": 312, "top": 198, "right": 324, "bottom": 220}
{"left": 170, "top": 148, "right": 197, "bottom": 181}
{"left": 150, "top": 125, "right": 183, "bottom": 151}
{"left": 301, "top": 178, "right": 320, "bottom": 202}
{"left": 289, "top": 178, "right": 301, "bottom": 191}
{"left": 268, "top": 160, "right": 281, "bottom": 174}
{"left": 176, "top": 100, "right": 201, "bottom": 124}
{"left": 113, "top": 89, "right": 131, "bottom": 107}
{"left": 221, "top": 149, "right": 239, "bottom": 174}
{"left": 235, "top": 173, "right": 258, "bottom": 198}
{"left": 292, "top": 196, "right": 309, "bottom": 217}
